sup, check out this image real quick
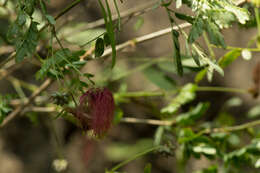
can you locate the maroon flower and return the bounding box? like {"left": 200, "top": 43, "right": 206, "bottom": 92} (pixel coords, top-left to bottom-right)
{"left": 69, "top": 88, "right": 115, "bottom": 136}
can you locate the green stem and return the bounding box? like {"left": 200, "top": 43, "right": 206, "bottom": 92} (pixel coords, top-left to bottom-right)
{"left": 113, "top": 0, "right": 121, "bottom": 31}
{"left": 254, "top": 7, "right": 260, "bottom": 37}
{"left": 212, "top": 44, "right": 260, "bottom": 52}
{"left": 203, "top": 119, "right": 260, "bottom": 134}
{"left": 115, "top": 86, "right": 248, "bottom": 98}
{"left": 8, "top": 76, "right": 38, "bottom": 92}
{"left": 8, "top": 77, "right": 26, "bottom": 100}
{"left": 115, "top": 91, "right": 168, "bottom": 98}
{"left": 203, "top": 32, "right": 215, "bottom": 59}
{"left": 110, "top": 145, "right": 160, "bottom": 172}
{"left": 197, "top": 86, "right": 248, "bottom": 94}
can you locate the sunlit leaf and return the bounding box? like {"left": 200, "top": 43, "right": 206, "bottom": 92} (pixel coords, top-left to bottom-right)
{"left": 161, "top": 83, "right": 197, "bottom": 114}
{"left": 218, "top": 49, "right": 241, "bottom": 68}
{"left": 247, "top": 105, "right": 260, "bottom": 118}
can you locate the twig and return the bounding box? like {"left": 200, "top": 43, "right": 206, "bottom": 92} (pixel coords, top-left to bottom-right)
{"left": 10, "top": 96, "right": 49, "bottom": 106}
{"left": 120, "top": 117, "right": 174, "bottom": 126}
{"left": 203, "top": 119, "right": 260, "bottom": 134}
{"left": 0, "top": 78, "right": 52, "bottom": 127}
{"left": 23, "top": 106, "right": 57, "bottom": 113}
{"left": 99, "top": 22, "right": 191, "bottom": 59}
{"left": 110, "top": 145, "right": 160, "bottom": 172}
{"left": 0, "top": 62, "right": 24, "bottom": 80}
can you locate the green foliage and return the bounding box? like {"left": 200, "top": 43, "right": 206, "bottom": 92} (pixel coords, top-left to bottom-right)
{"left": 7, "top": 0, "right": 39, "bottom": 62}
{"left": 247, "top": 105, "right": 260, "bottom": 118}
{"left": 36, "top": 48, "right": 85, "bottom": 80}
{"left": 172, "top": 30, "right": 183, "bottom": 75}
{"left": 134, "top": 17, "right": 144, "bottom": 31}
{"left": 176, "top": 102, "right": 210, "bottom": 126}
{"left": 224, "top": 139, "right": 260, "bottom": 166}
{"left": 0, "top": 95, "right": 12, "bottom": 124}
{"left": 144, "top": 163, "right": 152, "bottom": 173}
{"left": 195, "top": 165, "right": 218, "bottom": 173}
{"left": 188, "top": 17, "right": 204, "bottom": 44}
{"left": 15, "top": 21, "right": 39, "bottom": 62}
{"left": 161, "top": 83, "right": 197, "bottom": 114}
{"left": 218, "top": 49, "right": 241, "bottom": 68}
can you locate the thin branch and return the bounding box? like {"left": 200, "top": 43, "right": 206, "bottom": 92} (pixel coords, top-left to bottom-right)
{"left": 203, "top": 119, "right": 260, "bottom": 134}
{"left": 14, "top": 104, "right": 260, "bottom": 133}
{"left": 99, "top": 22, "right": 191, "bottom": 59}
{"left": 10, "top": 96, "right": 48, "bottom": 106}
{"left": 0, "top": 78, "right": 53, "bottom": 127}
{"left": 120, "top": 117, "right": 175, "bottom": 126}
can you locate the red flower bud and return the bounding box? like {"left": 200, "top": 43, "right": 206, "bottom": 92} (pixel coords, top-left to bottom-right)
{"left": 71, "top": 88, "right": 115, "bottom": 136}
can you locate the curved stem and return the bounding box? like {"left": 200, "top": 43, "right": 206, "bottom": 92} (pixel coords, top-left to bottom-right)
{"left": 110, "top": 145, "right": 160, "bottom": 172}
{"left": 203, "top": 119, "right": 260, "bottom": 134}
{"left": 197, "top": 86, "right": 248, "bottom": 94}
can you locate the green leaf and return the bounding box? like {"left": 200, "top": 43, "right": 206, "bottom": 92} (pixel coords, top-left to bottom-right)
{"left": 95, "top": 38, "right": 105, "bottom": 57}
{"left": 36, "top": 49, "right": 85, "bottom": 79}
{"left": 172, "top": 30, "right": 183, "bottom": 75}
{"left": 255, "top": 158, "right": 260, "bottom": 168}
{"left": 134, "top": 17, "right": 144, "bottom": 31}
{"left": 196, "top": 165, "right": 218, "bottom": 173}
{"left": 176, "top": 102, "right": 210, "bottom": 125}
{"left": 218, "top": 49, "right": 241, "bottom": 68}
{"left": 205, "top": 21, "right": 226, "bottom": 48}
{"left": 175, "top": 12, "right": 194, "bottom": 23}
{"left": 144, "top": 163, "right": 152, "bottom": 173}
{"left": 188, "top": 18, "right": 204, "bottom": 44}
{"left": 24, "top": 0, "right": 36, "bottom": 16}
{"left": 161, "top": 83, "right": 197, "bottom": 114}
{"left": 224, "top": 97, "right": 242, "bottom": 108}
{"left": 247, "top": 105, "right": 260, "bottom": 118}
{"left": 45, "top": 15, "right": 56, "bottom": 25}
{"left": 219, "top": 1, "right": 249, "bottom": 24}
{"left": 154, "top": 126, "right": 164, "bottom": 146}
{"left": 113, "top": 108, "right": 123, "bottom": 124}
{"left": 15, "top": 21, "right": 39, "bottom": 62}
{"left": 193, "top": 145, "right": 216, "bottom": 155}
{"left": 143, "top": 66, "right": 176, "bottom": 90}
{"left": 17, "top": 11, "right": 27, "bottom": 26}
{"left": 39, "top": 0, "right": 47, "bottom": 14}
{"left": 195, "top": 69, "right": 207, "bottom": 83}
{"left": 0, "top": 95, "right": 12, "bottom": 124}
{"left": 158, "top": 61, "right": 177, "bottom": 74}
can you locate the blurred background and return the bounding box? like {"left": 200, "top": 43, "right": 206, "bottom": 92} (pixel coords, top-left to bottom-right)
{"left": 0, "top": 0, "right": 259, "bottom": 173}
